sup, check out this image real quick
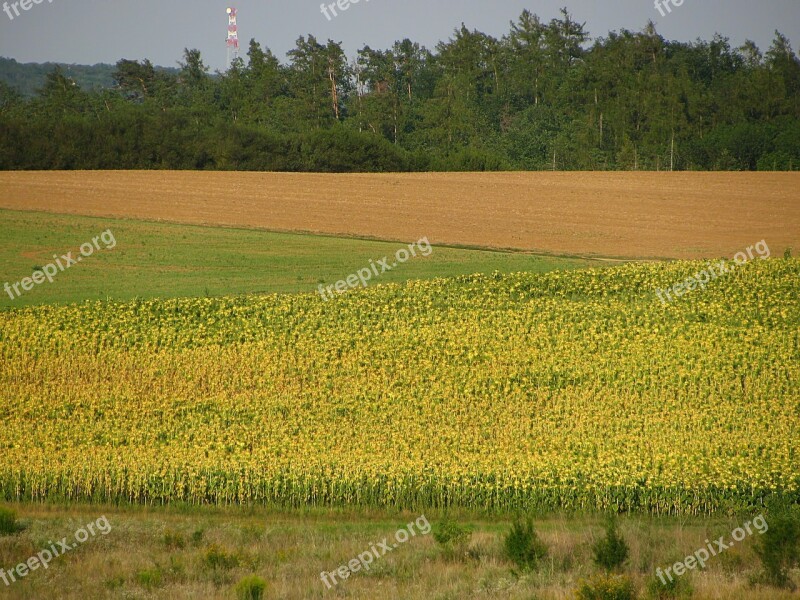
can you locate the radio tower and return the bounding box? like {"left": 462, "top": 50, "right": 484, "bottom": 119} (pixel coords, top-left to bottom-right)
{"left": 226, "top": 7, "right": 239, "bottom": 69}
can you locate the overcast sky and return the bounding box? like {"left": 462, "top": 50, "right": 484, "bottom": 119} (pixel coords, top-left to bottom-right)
{"left": 1, "top": 0, "right": 798, "bottom": 72}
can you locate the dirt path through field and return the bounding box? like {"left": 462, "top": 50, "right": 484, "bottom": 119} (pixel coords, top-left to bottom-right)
{"left": 0, "top": 171, "right": 797, "bottom": 259}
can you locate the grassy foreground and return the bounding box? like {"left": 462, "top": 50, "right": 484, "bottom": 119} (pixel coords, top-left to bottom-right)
{"left": 0, "top": 504, "right": 796, "bottom": 599}
{"left": 0, "top": 209, "right": 595, "bottom": 308}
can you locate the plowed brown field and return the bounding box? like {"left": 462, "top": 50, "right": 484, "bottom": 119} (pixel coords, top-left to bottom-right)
{"left": 0, "top": 171, "right": 797, "bottom": 259}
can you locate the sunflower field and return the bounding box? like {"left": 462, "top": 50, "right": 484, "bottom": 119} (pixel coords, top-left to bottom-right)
{"left": 0, "top": 258, "right": 798, "bottom": 515}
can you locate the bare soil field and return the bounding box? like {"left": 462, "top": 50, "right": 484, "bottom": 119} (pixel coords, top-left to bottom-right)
{"left": 0, "top": 171, "right": 797, "bottom": 259}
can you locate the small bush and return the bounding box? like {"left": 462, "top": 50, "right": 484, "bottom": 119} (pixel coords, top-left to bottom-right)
{"left": 784, "top": 247, "right": 793, "bottom": 259}
{"left": 163, "top": 529, "right": 185, "bottom": 549}
{"left": 0, "top": 507, "right": 20, "bottom": 536}
{"left": 240, "top": 524, "right": 264, "bottom": 544}
{"left": 754, "top": 508, "right": 800, "bottom": 588}
{"left": 576, "top": 573, "right": 637, "bottom": 600}
{"left": 645, "top": 572, "right": 692, "bottom": 599}
{"left": 191, "top": 528, "right": 205, "bottom": 546}
{"left": 235, "top": 575, "right": 268, "bottom": 600}
{"left": 136, "top": 567, "right": 163, "bottom": 590}
{"left": 592, "top": 516, "right": 630, "bottom": 572}
{"left": 204, "top": 544, "right": 240, "bottom": 570}
{"left": 433, "top": 517, "right": 471, "bottom": 560}
{"left": 503, "top": 518, "right": 547, "bottom": 571}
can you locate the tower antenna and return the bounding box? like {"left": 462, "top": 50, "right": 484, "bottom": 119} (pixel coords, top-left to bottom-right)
{"left": 226, "top": 7, "right": 239, "bottom": 69}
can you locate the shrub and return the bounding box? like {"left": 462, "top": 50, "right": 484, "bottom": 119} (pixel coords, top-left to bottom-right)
{"left": 433, "top": 517, "right": 471, "bottom": 560}
{"left": 576, "top": 573, "right": 637, "bottom": 600}
{"left": 0, "top": 507, "right": 20, "bottom": 536}
{"left": 191, "top": 528, "right": 205, "bottom": 547}
{"left": 235, "top": 575, "right": 268, "bottom": 600}
{"left": 592, "top": 516, "right": 630, "bottom": 572}
{"left": 204, "top": 544, "right": 240, "bottom": 570}
{"left": 433, "top": 146, "right": 509, "bottom": 171}
{"left": 754, "top": 508, "right": 800, "bottom": 588}
{"left": 645, "top": 571, "right": 692, "bottom": 599}
{"left": 136, "top": 567, "right": 163, "bottom": 590}
{"left": 163, "top": 529, "right": 185, "bottom": 549}
{"left": 503, "top": 518, "right": 547, "bottom": 571}
{"left": 300, "top": 127, "right": 413, "bottom": 173}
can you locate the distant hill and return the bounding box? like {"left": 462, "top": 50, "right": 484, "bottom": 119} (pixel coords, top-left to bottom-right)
{"left": 0, "top": 57, "right": 178, "bottom": 97}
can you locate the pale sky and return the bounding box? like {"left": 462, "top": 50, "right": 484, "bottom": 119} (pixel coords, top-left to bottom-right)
{"left": 0, "top": 0, "right": 798, "bottom": 72}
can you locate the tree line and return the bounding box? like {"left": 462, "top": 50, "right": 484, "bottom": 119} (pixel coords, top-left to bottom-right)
{"left": 0, "top": 58, "right": 120, "bottom": 98}
{"left": 1, "top": 8, "right": 799, "bottom": 171}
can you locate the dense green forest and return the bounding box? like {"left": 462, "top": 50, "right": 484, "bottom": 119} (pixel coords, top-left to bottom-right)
{"left": 0, "top": 57, "right": 179, "bottom": 98}
{"left": 1, "top": 9, "right": 799, "bottom": 171}
{"left": 0, "top": 58, "right": 117, "bottom": 97}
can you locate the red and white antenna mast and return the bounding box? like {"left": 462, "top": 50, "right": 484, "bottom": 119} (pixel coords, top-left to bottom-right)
{"left": 226, "top": 7, "right": 239, "bottom": 68}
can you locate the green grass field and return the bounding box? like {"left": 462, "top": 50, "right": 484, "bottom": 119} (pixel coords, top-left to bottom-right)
{"left": 0, "top": 209, "right": 598, "bottom": 309}
{"left": 0, "top": 504, "right": 793, "bottom": 600}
